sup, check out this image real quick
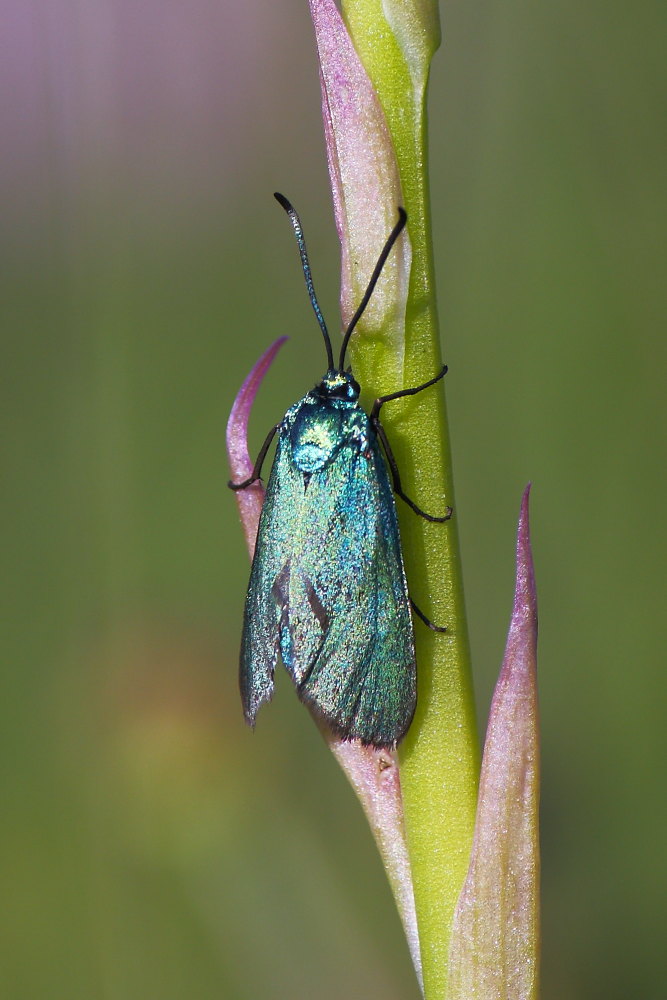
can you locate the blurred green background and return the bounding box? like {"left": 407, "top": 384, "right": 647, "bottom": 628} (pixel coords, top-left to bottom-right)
{"left": 2, "top": 1, "right": 665, "bottom": 997}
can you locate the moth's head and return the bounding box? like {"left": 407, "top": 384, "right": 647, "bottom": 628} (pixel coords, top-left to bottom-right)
{"left": 317, "top": 370, "right": 361, "bottom": 403}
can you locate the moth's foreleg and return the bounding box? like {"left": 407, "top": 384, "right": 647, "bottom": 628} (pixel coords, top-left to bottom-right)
{"left": 228, "top": 424, "right": 279, "bottom": 491}
{"left": 369, "top": 364, "right": 448, "bottom": 423}
{"left": 373, "top": 419, "right": 452, "bottom": 523}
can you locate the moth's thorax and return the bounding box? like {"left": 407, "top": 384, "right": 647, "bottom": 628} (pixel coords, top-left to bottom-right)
{"left": 285, "top": 370, "right": 368, "bottom": 474}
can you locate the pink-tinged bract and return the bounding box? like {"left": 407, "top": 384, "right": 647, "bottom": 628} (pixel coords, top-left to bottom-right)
{"left": 226, "top": 336, "right": 287, "bottom": 556}
{"left": 308, "top": 0, "right": 411, "bottom": 359}
{"left": 447, "top": 486, "right": 540, "bottom": 1000}
{"left": 327, "top": 738, "right": 422, "bottom": 988}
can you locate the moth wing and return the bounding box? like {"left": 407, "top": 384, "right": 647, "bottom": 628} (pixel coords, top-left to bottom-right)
{"left": 239, "top": 431, "right": 303, "bottom": 725}
{"left": 284, "top": 437, "right": 416, "bottom": 748}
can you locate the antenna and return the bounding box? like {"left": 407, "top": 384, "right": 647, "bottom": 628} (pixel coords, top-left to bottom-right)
{"left": 339, "top": 208, "right": 407, "bottom": 371}
{"left": 274, "top": 193, "right": 334, "bottom": 371}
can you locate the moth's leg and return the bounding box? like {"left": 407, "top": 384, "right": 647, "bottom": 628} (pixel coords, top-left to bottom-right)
{"left": 410, "top": 598, "right": 447, "bottom": 633}
{"left": 374, "top": 420, "right": 452, "bottom": 523}
{"left": 369, "top": 364, "right": 448, "bottom": 423}
{"left": 371, "top": 364, "right": 451, "bottom": 521}
{"left": 228, "top": 424, "right": 279, "bottom": 490}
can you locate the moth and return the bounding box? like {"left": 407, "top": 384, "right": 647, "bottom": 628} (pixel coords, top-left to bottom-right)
{"left": 229, "top": 194, "right": 450, "bottom": 748}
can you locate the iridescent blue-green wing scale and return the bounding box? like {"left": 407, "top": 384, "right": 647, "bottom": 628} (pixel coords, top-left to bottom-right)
{"left": 282, "top": 434, "right": 416, "bottom": 748}
{"left": 239, "top": 429, "right": 303, "bottom": 725}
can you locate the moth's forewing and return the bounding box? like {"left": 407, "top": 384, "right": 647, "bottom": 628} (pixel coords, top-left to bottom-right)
{"left": 281, "top": 398, "right": 416, "bottom": 746}
{"left": 240, "top": 424, "right": 302, "bottom": 725}
{"left": 289, "top": 427, "right": 415, "bottom": 747}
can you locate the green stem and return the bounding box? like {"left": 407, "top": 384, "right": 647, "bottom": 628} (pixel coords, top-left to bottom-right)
{"left": 341, "top": 2, "right": 480, "bottom": 994}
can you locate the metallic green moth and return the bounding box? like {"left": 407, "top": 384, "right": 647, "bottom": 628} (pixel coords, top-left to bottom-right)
{"left": 229, "top": 195, "right": 449, "bottom": 749}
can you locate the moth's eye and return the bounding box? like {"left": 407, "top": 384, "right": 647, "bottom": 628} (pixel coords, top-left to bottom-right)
{"left": 331, "top": 383, "right": 357, "bottom": 400}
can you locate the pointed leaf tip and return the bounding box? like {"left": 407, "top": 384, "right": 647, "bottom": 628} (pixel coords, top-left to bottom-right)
{"left": 226, "top": 337, "right": 287, "bottom": 557}
{"left": 515, "top": 483, "right": 537, "bottom": 639}
{"left": 447, "top": 486, "right": 539, "bottom": 1000}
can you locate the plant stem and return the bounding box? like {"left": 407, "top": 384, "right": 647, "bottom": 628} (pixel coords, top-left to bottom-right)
{"left": 341, "top": 2, "right": 480, "bottom": 993}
